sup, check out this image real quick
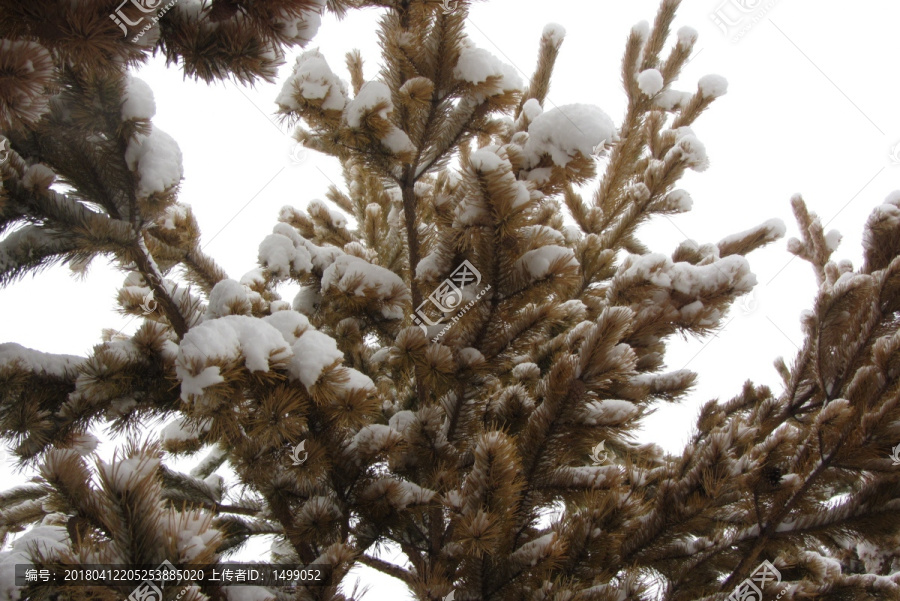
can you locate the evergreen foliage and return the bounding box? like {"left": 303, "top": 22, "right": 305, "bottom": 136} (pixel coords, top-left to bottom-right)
{"left": 1, "top": 1, "right": 899, "bottom": 600}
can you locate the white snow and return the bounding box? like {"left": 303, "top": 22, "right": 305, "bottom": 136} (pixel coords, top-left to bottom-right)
{"left": 206, "top": 279, "right": 250, "bottom": 319}
{"left": 98, "top": 453, "right": 161, "bottom": 491}
{"left": 618, "top": 253, "right": 757, "bottom": 297}
{"left": 511, "top": 533, "right": 557, "bottom": 567}
{"left": 677, "top": 26, "right": 699, "bottom": 48}
{"left": 349, "top": 424, "right": 400, "bottom": 457}
{"left": 22, "top": 164, "right": 55, "bottom": 190}
{"left": 666, "top": 127, "right": 709, "bottom": 172}
{"left": 381, "top": 126, "right": 415, "bottom": 154}
{"left": 258, "top": 233, "right": 313, "bottom": 278}
{"left": 275, "top": 1, "right": 324, "bottom": 45}
{"left": 454, "top": 44, "right": 523, "bottom": 102}
{"left": 637, "top": 69, "right": 664, "bottom": 96}
{"left": 717, "top": 218, "right": 787, "bottom": 251}
{"left": 262, "top": 310, "right": 311, "bottom": 344}
{"left": 521, "top": 98, "right": 543, "bottom": 121}
{"left": 161, "top": 417, "right": 211, "bottom": 444}
{"left": 176, "top": 316, "right": 292, "bottom": 399}
{"left": 275, "top": 49, "right": 348, "bottom": 112}
{"left": 167, "top": 509, "right": 220, "bottom": 563}
{"left": 824, "top": 229, "right": 842, "bottom": 252}
{"left": 321, "top": 255, "right": 410, "bottom": 319}
{"left": 345, "top": 81, "right": 393, "bottom": 128}
{"left": 289, "top": 329, "right": 344, "bottom": 389}
{"left": 581, "top": 399, "right": 638, "bottom": 425}
{"left": 542, "top": 23, "right": 566, "bottom": 46}
{"left": 524, "top": 104, "right": 616, "bottom": 167}
{"left": 518, "top": 245, "right": 578, "bottom": 280}
{"left": 469, "top": 148, "right": 507, "bottom": 172}
{"left": 631, "top": 20, "right": 650, "bottom": 40}
{"left": 68, "top": 432, "right": 99, "bottom": 456}
{"left": 666, "top": 189, "right": 693, "bottom": 212}
{"left": 698, "top": 74, "right": 728, "bottom": 98}
{"left": 0, "top": 343, "right": 82, "bottom": 377}
{"left": 292, "top": 286, "right": 322, "bottom": 315}
{"left": 653, "top": 88, "right": 693, "bottom": 111}
{"left": 124, "top": 125, "right": 183, "bottom": 198}
{"left": 121, "top": 75, "right": 156, "bottom": 120}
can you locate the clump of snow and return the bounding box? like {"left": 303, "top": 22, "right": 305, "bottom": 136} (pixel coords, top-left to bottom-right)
{"left": 22, "top": 164, "right": 55, "bottom": 191}
{"left": 581, "top": 399, "right": 638, "bottom": 425}
{"left": 262, "top": 310, "right": 310, "bottom": 344}
{"left": 542, "top": 23, "right": 566, "bottom": 47}
{"left": 717, "top": 218, "right": 786, "bottom": 252}
{"left": 618, "top": 253, "right": 757, "bottom": 298}
{"left": 637, "top": 69, "right": 664, "bottom": 96}
{"left": 124, "top": 125, "right": 183, "bottom": 198}
{"left": 653, "top": 88, "right": 693, "bottom": 111}
{"left": 698, "top": 74, "right": 728, "bottom": 98}
{"left": 293, "top": 285, "right": 322, "bottom": 315}
{"left": 68, "top": 433, "right": 99, "bottom": 456}
{"left": 524, "top": 104, "right": 616, "bottom": 167}
{"left": 824, "top": 229, "right": 842, "bottom": 252}
{"left": 161, "top": 417, "right": 211, "bottom": 444}
{"left": 521, "top": 98, "right": 543, "bottom": 122}
{"left": 258, "top": 233, "right": 313, "bottom": 278}
{"left": 631, "top": 20, "right": 650, "bottom": 40}
{"left": 676, "top": 26, "right": 698, "bottom": 48}
{"left": 454, "top": 43, "right": 523, "bottom": 102}
{"left": 275, "top": 2, "right": 324, "bottom": 45}
{"left": 289, "top": 329, "right": 344, "bottom": 389}
{"left": 98, "top": 453, "right": 160, "bottom": 491}
{"left": 175, "top": 316, "right": 292, "bottom": 399}
{"left": 321, "top": 255, "right": 410, "bottom": 319}
{"left": 666, "top": 189, "right": 693, "bottom": 212}
{"left": 167, "top": 509, "right": 220, "bottom": 563}
{"left": 666, "top": 127, "right": 708, "bottom": 172}
{"left": 206, "top": 279, "right": 251, "bottom": 319}
{"left": 345, "top": 81, "right": 393, "bottom": 128}
{"left": 518, "top": 245, "right": 578, "bottom": 280}
{"left": 380, "top": 127, "right": 415, "bottom": 155}
{"left": 275, "top": 49, "right": 348, "bottom": 112}
{"left": 469, "top": 148, "right": 507, "bottom": 172}
{"left": 0, "top": 343, "right": 83, "bottom": 378}
{"left": 121, "top": 75, "right": 156, "bottom": 120}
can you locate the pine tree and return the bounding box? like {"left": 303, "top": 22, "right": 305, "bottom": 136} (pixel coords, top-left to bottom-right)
{"left": 2, "top": 1, "right": 900, "bottom": 600}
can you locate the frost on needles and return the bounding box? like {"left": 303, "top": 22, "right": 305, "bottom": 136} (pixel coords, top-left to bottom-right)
{"left": 2, "top": 1, "right": 900, "bottom": 600}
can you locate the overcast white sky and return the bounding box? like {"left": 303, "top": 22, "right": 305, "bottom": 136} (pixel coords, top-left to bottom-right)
{"left": 2, "top": 0, "right": 900, "bottom": 597}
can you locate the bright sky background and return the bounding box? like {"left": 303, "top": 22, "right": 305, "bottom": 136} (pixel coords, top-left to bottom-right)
{"left": 2, "top": 0, "right": 900, "bottom": 597}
